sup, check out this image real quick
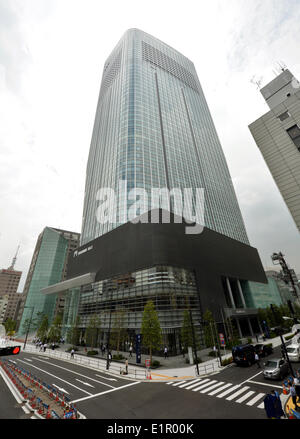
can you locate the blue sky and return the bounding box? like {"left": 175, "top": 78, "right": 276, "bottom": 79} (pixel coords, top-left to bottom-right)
{"left": 0, "top": 0, "right": 299, "bottom": 290}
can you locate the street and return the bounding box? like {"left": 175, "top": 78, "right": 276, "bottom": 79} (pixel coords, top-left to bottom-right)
{"left": 1, "top": 344, "right": 298, "bottom": 419}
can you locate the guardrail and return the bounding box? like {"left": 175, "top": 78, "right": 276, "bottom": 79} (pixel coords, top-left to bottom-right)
{"left": 196, "top": 361, "right": 221, "bottom": 376}
{"left": 23, "top": 345, "right": 147, "bottom": 380}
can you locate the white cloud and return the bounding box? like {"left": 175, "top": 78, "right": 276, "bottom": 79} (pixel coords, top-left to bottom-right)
{"left": 0, "top": 0, "right": 300, "bottom": 290}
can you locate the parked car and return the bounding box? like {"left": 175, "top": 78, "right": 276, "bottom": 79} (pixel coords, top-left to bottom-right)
{"left": 263, "top": 358, "right": 289, "bottom": 380}
{"left": 254, "top": 343, "right": 273, "bottom": 358}
{"left": 286, "top": 344, "right": 300, "bottom": 362}
{"left": 232, "top": 344, "right": 256, "bottom": 366}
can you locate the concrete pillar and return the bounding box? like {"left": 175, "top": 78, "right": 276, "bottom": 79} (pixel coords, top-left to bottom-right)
{"left": 236, "top": 319, "right": 243, "bottom": 339}
{"left": 247, "top": 318, "right": 254, "bottom": 336}
{"left": 237, "top": 279, "right": 247, "bottom": 308}
{"left": 226, "top": 277, "right": 236, "bottom": 309}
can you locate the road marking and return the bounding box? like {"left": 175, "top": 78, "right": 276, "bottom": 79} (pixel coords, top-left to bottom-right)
{"left": 257, "top": 401, "right": 265, "bottom": 409}
{"left": 35, "top": 358, "right": 115, "bottom": 389}
{"left": 246, "top": 393, "right": 265, "bottom": 406}
{"left": 239, "top": 371, "right": 262, "bottom": 387}
{"left": 208, "top": 383, "right": 233, "bottom": 395}
{"left": 95, "top": 374, "right": 117, "bottom": 382}
{"left": 52, "top": 384, "right": 69, "bottom": 394}
{"left": 179, "top": 379, "right": 201, "bottom": 388}
{"left": 185, "top": 379, "right": 208, "bottom": 390}
{"left": 248, "top": 380, "right": 282, "bottom": 389}
{"left": 70, "top": 381, "right": 140, "bottom": 404}
{"left": 18, "top": 360, "right": 92, "bottom": 395}
{"left": 200, "top": 382, "right": 225, "bottom": 394}
{"left": 166, "top": 382, "right": 174, "bottom": 385}
{"left": 217, "top": 384, "right": 241, "bottom": 398}
{"left": 24, "top": 358, "right": 32, "bottom": 362}
{"left": 172, "top": 380, "right": 186, "bottom": 386}
{"left": 76, "top": 379, "right": 95, "bottom": 388}
{"left": 226, "top": 386, "right": 250, "bottom": 401}
{"left": 192, "top": 380, "right": 217, "bottom": 392}
{"left": 235, "top": 390, "right": 255, "bottom": 403}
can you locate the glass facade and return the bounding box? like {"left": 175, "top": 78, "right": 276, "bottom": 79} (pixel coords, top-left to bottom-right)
{"left": 81, "top": 29, "right": 249, "bottom": 246}
{"left": 19, "top": 228, "right": 77, "bottom": 335}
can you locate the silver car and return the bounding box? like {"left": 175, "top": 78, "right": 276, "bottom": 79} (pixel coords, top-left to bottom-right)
{"left": 263, "top": 358, "right": 289, "bottom": 380}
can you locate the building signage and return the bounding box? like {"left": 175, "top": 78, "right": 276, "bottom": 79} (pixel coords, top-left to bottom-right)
{"left": 73, "top": 245, "right": 93, "bottom": 258}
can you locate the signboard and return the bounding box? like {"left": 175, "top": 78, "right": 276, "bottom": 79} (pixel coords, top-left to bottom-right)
{"left": 135, "top": 334, "right": 141, "bottom": 364}
{"left": 145, "top": 359, "right": 151, "bottom": 368}
{"left": 219, "top": 333, "right": 225, "bottom": 346}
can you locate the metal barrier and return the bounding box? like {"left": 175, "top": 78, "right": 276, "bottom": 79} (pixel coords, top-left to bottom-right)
{"left": 196, "top": 361, "right": 221, "bottom": 376}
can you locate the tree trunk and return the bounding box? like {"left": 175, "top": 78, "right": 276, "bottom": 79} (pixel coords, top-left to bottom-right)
{"left": 150, "top": 345, "right": 152, "bottom": 366}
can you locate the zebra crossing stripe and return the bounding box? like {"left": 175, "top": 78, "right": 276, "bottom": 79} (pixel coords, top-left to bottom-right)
{"left": 208, "top": 382, "right": 232, "bottom": 395}
{"left": 226, "top": 386, "right": 250, "bottom": 401}
{"left": 166, "top": 382, "right": 174, "bottom": 385}
{"left": 235, "top": 391, "right": 255, "bottom": 403}
{"left": 217, "top": 384, "right": 241, "bottom": 398}
{"left": 200, "top": 382, "right": 225, "bottom": 394}
{"left": 246, "top": 393, "right": 265, "bottom": 406}
{"left": 179, "top": 379, "right": 201, "bottom": 388}
{"left": 172, "top": 380, "right": 186, "bottom": 386}
{"left": 192, "top": 380, "right": 217, "bottom": 392}
{"left": 185, "top": 379, "right": 209, "bottom": 390}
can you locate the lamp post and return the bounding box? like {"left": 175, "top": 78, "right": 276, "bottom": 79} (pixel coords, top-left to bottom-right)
{"left": 270, "top": 303, "right": 294, "bottom": 377}
{"left": 271, "top": 252, "right": 299, "bottom": 300}
{"left": 23, "top": 306, "right": 34, "bottom": 350}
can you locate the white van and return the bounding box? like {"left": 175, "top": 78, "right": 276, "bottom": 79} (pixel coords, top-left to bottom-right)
{"left": 286, "top": 344, "right": 300, "bottom": 362}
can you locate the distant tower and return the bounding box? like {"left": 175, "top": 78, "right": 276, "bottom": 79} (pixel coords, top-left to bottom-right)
{"left": 8, "top": 245, "right": 20, "bottom": 271}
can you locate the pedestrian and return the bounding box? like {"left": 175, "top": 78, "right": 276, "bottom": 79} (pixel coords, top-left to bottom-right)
{"left": 70, "top": 348, "right": 75, "bottom": 359}
{"left": 108, "top": 351, "right": 112, "bottom": 364}
{"left": 164, "top": 346, "right": 168, "bottom": 359}
{"left": 181, "top": 345, "right": 185, "bottom": 358}
{"left": 129, "top": 343, "right": 133, "bottom": 358}
{"left": 289, "top": 382, "right": 300, "bottom": 411}
{"left": 263, "top": 392, "right": 277, "bottom": 418}
{"left": 255, "top": 352, "right": 261, "bottom": 368}
{"left": 294, "top": 372, "right": 300, "bottom": 403}
{"left": 43, "top": 343, "right": 47, "bottom": 352}
{"left": 125, "top": 358, "right": 128, "bottom": 374}
{"left": 270, "top": 390, "right": 285, "bottom": 419}
{"left": 39, "top": 341, "right": 43, "bottom": 352}
{"left": 101, "top": 344, "right": 105, "bottom": 356}
{"left": 51, "top": 343, "right": 55, "bottom": 350}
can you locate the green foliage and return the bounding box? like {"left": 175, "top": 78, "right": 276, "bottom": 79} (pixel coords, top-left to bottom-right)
{"left": 36, "top": 314, "right": 49, "bottom": 342}
{"left": 87, "top": 350, "right": 98, "bottom": 356}
{"left": 85, "top": 314, "right": 101, "bottom": 349}
{"left": 151, "top": 360, "right": 161, "bottom": 368}
{"left": 221, "top": 357, "right": 233, "bottom": 366}
{"left": 202, "top": 309, "right": 217, "bottom": 348}
{"left": 65, "top": 346, "right": 78, "bottom": 352}
{"left": 47, "top": 313, "right": 63, "bottom": 343}
{"left": 110, "top": 308, "right": 127, "bottom": 354}
{"left": 285, "top": 334, "right": 295, "bottom": 341}
{"left": 3, "top": 318, "right": 16, "bottom": 335}
{"left": 113, "top": 353, "right": 125, "bottom": 360}
{"left": 141, "top": 300, "right": 162, "bottom": 364}
{"left": 66, "top": 316, "right": 81, "bottom": 346}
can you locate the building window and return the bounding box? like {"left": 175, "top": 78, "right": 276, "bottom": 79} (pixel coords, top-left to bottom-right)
{"left": 278, "top": 111, "right": 290, "bottom": 121}
{"left": 286, "top": 125, "right": 300, "bottom": 151}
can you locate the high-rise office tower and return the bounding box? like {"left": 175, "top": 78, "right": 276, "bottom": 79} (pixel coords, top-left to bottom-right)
{"left": 18, "top": 227, "right": 80, "bottom": 335}
{"left": 81, "top": 29, "right": 249, "bottom": 246}
{"left": 43, "top": 30, "right": 266, "bottom": 347}
{"left": 0, "top": 250, "right": 22, "bottom": 323}
{"left": 249, "top": 69, "right": 300, "bottom": 232}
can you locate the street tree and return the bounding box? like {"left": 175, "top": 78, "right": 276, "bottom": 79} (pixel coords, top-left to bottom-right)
{"left": 66, "top": 315, "right": 81, "bottom": 346}
{"left": 85, "top": 314, "right": 101, "bottom": 349}
{"left": 110, "top": 308, "right": 127, "bottom": 354}
{"left": 141, "top": 300, "right": 162, "bottom": 365}
{"left": 36, "top": 314, "right": 49, "bottom": 342}
{"left": 48, "top": 313, "right": 63, "bottom": 343}
{"left": 3, "top": 318, "right": 16, "bottom": 336}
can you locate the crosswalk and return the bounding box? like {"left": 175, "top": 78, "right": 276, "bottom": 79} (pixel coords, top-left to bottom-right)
{"left": 166, "top": 378, "right": 266, "bottom": 409}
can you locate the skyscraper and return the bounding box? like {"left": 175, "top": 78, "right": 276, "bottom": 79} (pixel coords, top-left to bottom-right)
{"left": 81, "top": 29, "right": 249, "bottom": 245}
{"left": 43, "top": 30, "right": 266, "bottom": 347}
{"left": 249, "top": 69, "right": 300, "bottom": 232}
{"left": 0, "top": 250, "right": 22, "bottom": 323}
{"left": 18, "top": 227, "right": 80, "bottom": 335}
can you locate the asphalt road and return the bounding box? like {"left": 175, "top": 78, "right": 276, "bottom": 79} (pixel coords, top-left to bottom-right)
{"left": 1, "top": 345, "right": 298, "bottom": 419}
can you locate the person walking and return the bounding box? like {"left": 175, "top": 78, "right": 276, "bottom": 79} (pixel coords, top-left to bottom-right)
{"left": 164, "top": 346, "right": 168, "bottom": 359}
{"left": 43, "top": 343, "right": 47, "bottom": 353}
{"left": 289, "top": 382, "right": 300, "bottom": 411}
{"left": 125, "top": 358, "right": 128, "bottom": 375}
{"left": 129, "top": 343, "right": 133, "bottom": 358}
{"left": 270, "top": 390, "right": 285, "bottom": 418}
{"left": 108, "top": 351, "right": 112, "bottom": 364}
{"left": 294, "top": 372, "right": 300, "bottom": 403}
{"left": 255, "top": 352, "right": 261, "bottom": 368}
{"left": 263, "top": 392, "right": 277, "bottom": 418}
{"left": 70, "top": 348, "right": 75, "bottom": 359}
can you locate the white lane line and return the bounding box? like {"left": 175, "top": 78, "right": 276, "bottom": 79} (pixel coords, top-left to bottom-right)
{"left": 185, "top": 379, "right": 207, "bottom": 390}
{"left": 246, "top": 393, "right": 265, "bottom": 406}
{"left": 18, "top": 360, "right": 92, "bottom": 395}
{"left": 208, "top": 383, "right": 233, "bottom": 396}
{"left": 192, "top": 380, "right": 217, "bottom": 392}
{"left": 200, "top": 382, "right": 225, "bottom": 394}
{"left": 172, "top": 380, "right": 186, "bottom": 387}
{"left": 166, "top": 382, "right": 174, "bottom": 385}
{"left": 217, "top": 384, "right": 241, "bottom": 398}
{"left": 70, "top": 381, "right": 140, "bottom": 404}
{"left": 248, "top": 380, "right": 282, "bottom": 389}
{"left": 35, "top": 358, "right": 115, "bottom": 389}
{"left": 179, "top": 379, "right": 201, "bottom": 388}
{"left": 24, "top": 358, "right": 32, "bottom": 362}
{"left": 226, "top": 386, "right": 250, "bottom": 401}
{"left": 52, "top": 384, "right": 69, "bottom": 395}
{"left": 76, "top": 379, "right": 95, "bottom": 388}
{"left": 235, "top": 390, "right": 255, "bottom": 403}
{"left": 239, "top": 371, "right": 263, "bottom": 387}
{"left": 95, "top": 374, "right": 117, "bottom": 382}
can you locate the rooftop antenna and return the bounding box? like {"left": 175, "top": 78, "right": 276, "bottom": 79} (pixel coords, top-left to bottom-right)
{"left": 277, "top": 60, "right": 287, "bottom": 72}
{"left": 8, "top": 245, "right": 20, "bottom": 270}
{"left": 250, "top": 75, "right": 263, "bottom": 89}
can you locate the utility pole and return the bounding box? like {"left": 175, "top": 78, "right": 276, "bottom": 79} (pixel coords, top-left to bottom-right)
{"left": 271, "top": 252, "right": 299, "bottom": 299}
{"left": 189, "top": 309, "right": 200, "bottom": 376}
{"left": 270, "top": 303, "right": 294, "bottom": 377}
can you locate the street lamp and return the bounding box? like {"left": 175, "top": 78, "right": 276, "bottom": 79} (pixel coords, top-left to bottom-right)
{"left": 23, "top": 306, "right": 34, "bottom": 350}
{"left": 270, "top": 303, "right": 294, "bottom": 377}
